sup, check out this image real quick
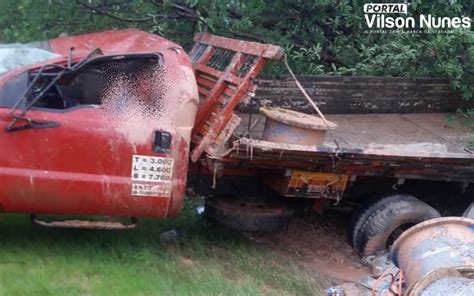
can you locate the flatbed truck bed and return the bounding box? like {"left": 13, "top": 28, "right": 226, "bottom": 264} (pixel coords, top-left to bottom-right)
{"left": 226, "top": 113, "right": 474, "bottom": 183}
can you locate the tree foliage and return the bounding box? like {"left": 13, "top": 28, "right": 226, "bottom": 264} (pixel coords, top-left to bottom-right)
{"left": 0, "top": 0, "right": 472, "bottom": 98}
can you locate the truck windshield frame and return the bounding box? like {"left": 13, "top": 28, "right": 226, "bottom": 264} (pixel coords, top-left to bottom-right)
{"left": 4, "top": 51, "right": 162, "bottom": 132}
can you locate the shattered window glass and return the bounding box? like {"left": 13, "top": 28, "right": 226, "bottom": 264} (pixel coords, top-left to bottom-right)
{"left": 0, "top": 46, "right": 60, "bottom": 75}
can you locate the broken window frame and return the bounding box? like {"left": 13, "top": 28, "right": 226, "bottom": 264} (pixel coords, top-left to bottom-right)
{"left": 4, "top": 51, "right": 163, "bottom": 132}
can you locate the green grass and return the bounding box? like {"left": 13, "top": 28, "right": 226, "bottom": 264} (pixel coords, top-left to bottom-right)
{"left": 0, "top": 198, "right": 328, "bottom": 295}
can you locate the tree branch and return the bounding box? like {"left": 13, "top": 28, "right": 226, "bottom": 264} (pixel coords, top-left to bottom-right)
{"left": 229, "top": 30, "right": 265, "bottom": 43}
{"left": 77, "top": 1, "right": 173, "bottom": 22}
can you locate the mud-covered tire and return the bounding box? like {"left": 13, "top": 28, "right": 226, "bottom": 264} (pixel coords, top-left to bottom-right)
{"left": 205, "top": 197, "right": 294, "bottom": 232}
{"left": 346, "top": 195, "right": 379, "bottom": 247}
{"left": 350, "top": 194, "right": 441, "bottom": 256}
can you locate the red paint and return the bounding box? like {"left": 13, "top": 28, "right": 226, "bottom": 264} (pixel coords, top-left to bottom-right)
{"left": 0, "top": 29, "right": 284, "bottom": 221}
{"left": 49, "top": 29, "right": 180, "bottom": 57}
{"left": 0, "top": 30, "right": 197, "bottom": 218}
{"left": 189, "top": 33, "right": 283, "bottom": 162}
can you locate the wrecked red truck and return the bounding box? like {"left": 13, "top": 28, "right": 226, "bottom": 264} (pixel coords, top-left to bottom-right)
{"left": 0, "top": 30, "right": 201, "bottom": 220}
{"left": 0, "top": 29, "right": 473, "bottom": 255}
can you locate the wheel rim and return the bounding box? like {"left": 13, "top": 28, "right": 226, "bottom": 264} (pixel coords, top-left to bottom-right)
{"left": 386, "top": 222, "right": 415, "bottom": 248}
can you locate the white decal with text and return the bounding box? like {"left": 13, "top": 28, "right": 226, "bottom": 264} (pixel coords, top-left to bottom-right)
{"left": 131, "top": 155, "right": 174, "bottom": 183}
{"left": 131, "top": 183, "right": 172, "bottom": 197}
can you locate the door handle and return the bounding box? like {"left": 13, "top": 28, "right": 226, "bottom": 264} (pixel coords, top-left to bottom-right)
{"left": 152, "top": 130, "right": 171, "bottom": 153}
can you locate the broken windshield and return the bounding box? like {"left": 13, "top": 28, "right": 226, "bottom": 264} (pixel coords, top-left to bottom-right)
{"left": 0, "top": 45, "right": 60, "bottom": 75}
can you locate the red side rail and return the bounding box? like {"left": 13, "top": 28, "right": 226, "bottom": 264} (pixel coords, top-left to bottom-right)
{"left": 189, "top": 33, "right": 283, "bottom": 162}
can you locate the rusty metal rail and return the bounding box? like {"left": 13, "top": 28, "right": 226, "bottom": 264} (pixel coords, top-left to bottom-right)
{"left": 189, "top": 33, "right": 283, "bottom": 162}
{"left": 227, "top": 138, "right": 474, "bottom": 183}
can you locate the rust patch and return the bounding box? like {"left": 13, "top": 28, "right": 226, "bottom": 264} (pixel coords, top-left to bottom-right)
{"left": 259, "top": 107, "right": 337, "bottom": 146}
{"left": 391, "top": 217, "right": 474, "bottom": 287}
{"left": 205, "top": 113, "right": 241, "bottom": 158}
{"left": 264, "top": 170, "right": 349, "bottom": 200}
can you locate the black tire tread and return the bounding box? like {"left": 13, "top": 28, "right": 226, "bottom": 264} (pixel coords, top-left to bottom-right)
{"left": 351, "top": 194, "right": 440, "bottom": 256}
{"left": 346, "top": 195, "right": 380, "bottom": 246}
{"left": 205, "top": 199, "right": 294, "bottom": 232}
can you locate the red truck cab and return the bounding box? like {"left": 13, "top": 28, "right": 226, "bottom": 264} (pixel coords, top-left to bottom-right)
{"left": 0, "top": 29, "right": 198, "bottom": 219}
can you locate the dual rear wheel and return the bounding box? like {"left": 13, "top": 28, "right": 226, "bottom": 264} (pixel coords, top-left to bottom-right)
{"left": 348, "top": 194, "right": 441, "bottom": 256}
{"left": 205, "top": 193, "right": 441, "bottom": 256}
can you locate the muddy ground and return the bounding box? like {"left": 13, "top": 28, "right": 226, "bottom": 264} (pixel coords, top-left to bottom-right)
{"left": 246, "top": 212, "right": 373, "bottom": 286}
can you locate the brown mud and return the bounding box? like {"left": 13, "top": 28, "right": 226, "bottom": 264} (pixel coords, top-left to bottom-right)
{"left": 251, "top": 213, "right": 373, "bottom": 284}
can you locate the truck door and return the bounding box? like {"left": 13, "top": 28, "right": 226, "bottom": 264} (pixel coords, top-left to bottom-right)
{"left": 0, "top": 55, "right": 180, "bottom": 218}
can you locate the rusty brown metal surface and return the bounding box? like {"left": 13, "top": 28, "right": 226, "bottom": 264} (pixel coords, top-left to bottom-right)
{"left": 390, "top": 217, "right": 474, "bottom": 288}
{"left": 238, "top": 75, "right": 474, "bottom": 114}
{"left": 261, "top": 118, "right": 330, "bottom": 146}
{"left": 264, "top": 170, "right": 349, "bottom": 200}
{"left": 236, "top": 113, "right": 471, "bottom": 155}
{"left": 227, "top": 137, "right": 474, "bottom": 183}
{"left": 188, "top": 34, "right": 283, "bottom": 162}
{"left": 259, "top": 107, "right": 337, "bottom": 146}
{"left": 407, "top": 267, "right": 474, "bottom": 296}
{"left": 204, "top": 113, "right": 241, "bottom": 158}
{"left": 225, "top": 112, "right": 474, "bottom": 183}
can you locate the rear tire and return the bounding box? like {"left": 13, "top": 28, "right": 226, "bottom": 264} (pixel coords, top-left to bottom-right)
{"left": 349, "top": 194, "right": 441, "bottom": 256}
{"left": 205, "top": 196, "right": 294, "bottom": 232}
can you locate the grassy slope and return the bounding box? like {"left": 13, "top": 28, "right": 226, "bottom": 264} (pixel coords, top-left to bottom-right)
{"left": 0, "top": 199, "right": 328, "bottom": 295}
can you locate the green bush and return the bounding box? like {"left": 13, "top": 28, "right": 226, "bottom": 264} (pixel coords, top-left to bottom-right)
{"left": 0, "top": 0, "right": 472, "bottom": 98}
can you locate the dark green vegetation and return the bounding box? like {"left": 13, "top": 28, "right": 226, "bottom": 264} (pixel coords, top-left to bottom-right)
{"left": 0, "top": 199, "right": 328, "bottom": 295}
{"left": 0, "top": 1, "right": 472, "bottom": 99}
